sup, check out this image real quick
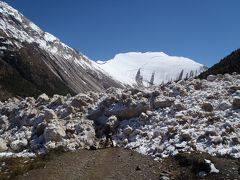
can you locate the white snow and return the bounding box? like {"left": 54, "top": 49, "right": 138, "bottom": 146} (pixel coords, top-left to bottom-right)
{"left": 98, "top": 52, "right": 205, "bottom": 86}
{"left": 205, "top": 159, "right": 220, "bottom": 173}
{"left": 0, "top": 151, "right": 36, "bottom": 158}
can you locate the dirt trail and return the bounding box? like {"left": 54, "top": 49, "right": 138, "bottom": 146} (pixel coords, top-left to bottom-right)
{"left": 14, "top": 148, "right": 240, "bottom": 180}
{"left": 15, "top": 148, "right": 162, "bottom": 180}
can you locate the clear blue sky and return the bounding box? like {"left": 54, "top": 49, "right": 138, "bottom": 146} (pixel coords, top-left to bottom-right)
{"left": 3, "top": 0, "right": 240, "bottom": 66}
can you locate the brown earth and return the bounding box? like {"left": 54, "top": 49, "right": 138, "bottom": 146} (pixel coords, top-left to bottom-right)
{"left": 0, "top": 148, "right": 239, "bottom": 180}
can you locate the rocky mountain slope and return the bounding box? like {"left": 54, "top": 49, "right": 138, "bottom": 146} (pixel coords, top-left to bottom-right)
{"left": 0, "top": 73, "right": 240, "bottom": 163}
{"left": 98, "top": 52, "right": 207, "bottom": 87}
{"left": 199, "top": 49, "right": 240, "bottom": 79}
{"left": 0, "top": 1, "right": 122, "bottom": 101}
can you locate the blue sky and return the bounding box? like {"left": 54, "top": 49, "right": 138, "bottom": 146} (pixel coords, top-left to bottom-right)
{"left": 3, "top": 0, "right": 240, "bottom": 66}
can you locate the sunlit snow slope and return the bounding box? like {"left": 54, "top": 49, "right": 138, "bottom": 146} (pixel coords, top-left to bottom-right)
{"left": 98, "top": 52, "right": 207, "bottom": 87}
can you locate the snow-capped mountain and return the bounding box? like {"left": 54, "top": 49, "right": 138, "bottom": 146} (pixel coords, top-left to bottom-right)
{"left": 0, "top": 1, "right": 122, "bottom": 100}
{"left": 98, "top": 52, "right": 207, "bottom": 87}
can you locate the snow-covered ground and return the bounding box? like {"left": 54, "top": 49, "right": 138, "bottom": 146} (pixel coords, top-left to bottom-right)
{"left": 97, "top": 52, "right": 207, "bottom": 86}
{"left": 0, "top": 73, "right": 240, "bottom": 160}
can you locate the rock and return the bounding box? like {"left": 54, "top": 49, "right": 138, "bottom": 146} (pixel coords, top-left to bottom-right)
{"left": 217, "top": 74, "right": 224, "bottom": 79}
{"left": 152, "top": 90, "right": 160, "bottom": 97}
{"left": 135, "top": 166, "right": 141, "bottom": 171}
{"left": 36, "top": 122, "right": 47, "bottom": 136}
{"left": 43, "top": 124, "right": 66, "bottom": 142}
{"left": 180, "top": 131, "right": 191, "bottom": 141}
{"left": 0, "top": 115, "right": 9, "bottom": 130}
{"left": 201, "top": 102, "right": 213, "bottom": 112}
{"left": 231, "top": 136, "right": 240, "bottom": 145}
{"left": 36, "top": 93, "right": 49, "bottom": 104}
{"left": 194, "top": 81, "right": 202, "bottom": 90}
{"left": 207, "top": 75, "right": 217, "bottom": 82}
{"left": 123, "top": 126, "right": 133, "bottom": 136}
{"left": 88, "top": 92, "right": 99, "bottom": 102}
{"left": 44, "top": 109, "right": 57, "bottom": 121}
{"left": 153, "top": 130, "right": 161, "bottom": 139}
{"left": 105, "top": 101, "right": 150, "bottom": 119}
{"left": 233, "top": 90, "right": 240, "bottom": 97}
{"left": 175, "top": 113, "right": 185, "bottom": 119}
{"left": 205, "top": 129, "right": 217, "bottom": 136}
{"left": 229, "top": 86, "right": 240, "bottom": 93}
{"left": 211, "top": 136, "right": 223, "bottom": 145}
{"left": 153, "top": 97, "right": 175, "bottom": 109}
{"left": 0, "top": 138, "right": 8, "bottom": 152}
{"left": 173, "top": 102, "right": 186, "bottom": 111}
{"left": 10, "top": 138, "right": 28, "bottom": 152}
{"left": 232, "top": 97, "right": 240, "bottom": 109}
{"left": 223, "top": 73, "right": 232, "bottom": 81}
{"left": 139, "top": 112, "right": 149, "bottom": 121}
{"left": 50, "top": 96, "right": 64, "bottom": 106}
{"left": 60, "top": 106, "right": 75, "bottom": 119}
{"left": 218, "top": 101, "right": 231, "bottom": 111}
{"left": 159, "top": 176, "right": 170, "bottom": 180}
{"left": 71, "top": 94, "right": 93, "bottom": 109}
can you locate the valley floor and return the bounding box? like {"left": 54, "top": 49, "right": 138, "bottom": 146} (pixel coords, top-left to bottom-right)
{"left": 0, "top": 148, "right": 238, "bottom": 180}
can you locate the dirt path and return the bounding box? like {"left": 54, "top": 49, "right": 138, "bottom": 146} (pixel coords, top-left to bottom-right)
{"left": 15, "top": 148, "right": 162, "bottom": 180}
{"left": 12, "top": 148, "right": 240, "bottom": 180}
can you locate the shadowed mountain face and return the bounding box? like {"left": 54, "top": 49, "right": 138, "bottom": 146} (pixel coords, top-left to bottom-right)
{"left": 0, "top": 1, "right": 122, "bottom": 101}
{"left": 199, "top": 49, "right": 240, "bottom": 79}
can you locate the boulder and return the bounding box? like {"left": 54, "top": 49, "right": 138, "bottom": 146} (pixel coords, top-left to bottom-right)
{"left": 232, "top": 97, "right": 240, "bottom": 109}
{"left": 211, "top": 136, "right": 223, "bottom": 145}
{"left": 139, "top": 112, "right": 149, "bottom": 122}
{"left": 173, "top": 102, "right": 186, "bottom": 111}
{"left": 153, "top": 97, "right": 175, "bottom": 109}
{"left": 0, "top": 138, "right": 8, "bottom": 152}
{"left": 44, "top": 109, "right": 57, "bottom": 121}
{"left": 223, "top": 73, "right": 232, "bottom": 81}
{"left": 180, "top": 131, "right": 192, "bottom": 141}
{"left": 105, "top": 101, "right": 150, "bottom": 119}
{"left": 123, "top": 126, "right": 133, "bottom": 136}
{"left": 10, "top": 138, "right": 28, "bottom": 152}
{"left": 201, "top": 102, "right": 213, "bottom": 112}
{"left": 0, "top": 115, "right": 9, "bottom": 130}
{"left": 70, "top": 94, "right": 93, "bottom": 109}
{"left": 218, "top": 101, "right": 231, "bottom": 111}
{"left": 207, "top": 75, "right": 217, "bottom": 82}
{"left": 50, "top": 96, "right": 64, "bottom": 106}
{"left": 231, "top": 136, "right": 240, "bottom": 145}
{"left": 36, "top": 93, "right": 49, "bottom": 104}
{"left": 229, "top": 86, "right": 240, "bottom": 93}
{"left": 43, "top": 124, "right": 66, "bottom": 142}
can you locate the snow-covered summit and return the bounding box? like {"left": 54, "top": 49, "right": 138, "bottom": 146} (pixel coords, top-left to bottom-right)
{"left": 98, "top": 52, "right": 207, "bottom": 86}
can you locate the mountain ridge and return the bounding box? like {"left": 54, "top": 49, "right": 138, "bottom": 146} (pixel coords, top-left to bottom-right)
{"left": 0, "top": 1, "right": 122, "bottom": 100}
{"left": 199, "top": 49, "right": 240, "bottom": 78}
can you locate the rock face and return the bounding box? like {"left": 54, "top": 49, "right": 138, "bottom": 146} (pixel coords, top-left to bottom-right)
{"left": 0, "top": 1, "right": 122, "bottom": 101}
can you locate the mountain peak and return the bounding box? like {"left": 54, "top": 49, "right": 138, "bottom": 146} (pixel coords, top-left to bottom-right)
{"left": 0, "top": 1, "right": 122, "bottom": 100}
{"left": 98, "top": 52, "right": 205, "bottom": 86}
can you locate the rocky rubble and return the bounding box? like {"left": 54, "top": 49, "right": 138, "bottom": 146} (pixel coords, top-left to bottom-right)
{"left": 0, "top": 73, "right": 240, "bottom": 160}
